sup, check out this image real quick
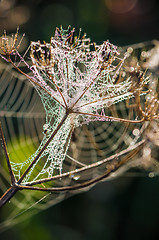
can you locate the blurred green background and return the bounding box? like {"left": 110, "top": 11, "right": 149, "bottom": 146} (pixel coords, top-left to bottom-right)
{"left": 0, "top": 0, "right": 159, "bottom": 239}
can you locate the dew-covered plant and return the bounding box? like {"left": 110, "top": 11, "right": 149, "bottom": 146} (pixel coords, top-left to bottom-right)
{"left": 0, "top": 26, "right": 158, "bottom": 229}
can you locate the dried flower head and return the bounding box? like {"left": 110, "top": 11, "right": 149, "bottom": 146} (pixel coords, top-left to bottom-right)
{"left": 0, "top": 26, "right": 159, "bottom": 230}
{"left": 0, "top": 27, "right": 153, "bottom": 184}
{"left": 29, "top": 26, "right": 149, "bottom": 127}
{"left": 0, "top": 27, "right": 24, "bottom": 57}
{"left": 3, "top": 26, "right": 149, "bottom": 183}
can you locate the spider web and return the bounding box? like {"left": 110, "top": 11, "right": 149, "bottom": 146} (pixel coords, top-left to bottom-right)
{"left": 11, "top": 28, "right": 150, "bottom": 184}
{"left": 0, "top": 31, "right": 158, "bottom": 231}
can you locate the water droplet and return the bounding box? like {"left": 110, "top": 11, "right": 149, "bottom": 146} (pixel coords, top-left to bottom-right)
{"left": 149, "top": 172, "right": 155, "bottom": 178}
{"left": 43, "top": 124, "right": 51, "bottom": 134}
{"left": 133, "top": 128, "right": 140, "bottom": 136}
{"left": 71, "top": 174, "right": 80, "bottom": 181}
{"left": 127, "top": 47, "right": 133, "bottom": 54}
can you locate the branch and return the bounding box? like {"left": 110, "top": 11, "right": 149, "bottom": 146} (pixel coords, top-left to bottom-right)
{"left": 46, "top": 70, "right": 67, "bottom": 108}
{"left": 23, "top": 139, "right": 146, "bottom": 186}
{"left": 16, "top": 140, "right": 144, "bottom": 192}
{"left": 73, "top": 111, "right": 145, "bottom": 123}
{"left": 7, "top": 57, "right": 65, "bottom": 109}
{"left": 0, "top": 186, "right": 18, "bottom": 208}
{"left": 71, "top": 69, "right": 102, "bottom": 108}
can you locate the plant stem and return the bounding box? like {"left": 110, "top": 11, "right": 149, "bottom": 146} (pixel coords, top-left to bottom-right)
{"left": 8, "top": 57, "right": 65, "bottom": 108}
{"left": 0, "top": 186, "right": 18, "bottom": 208}
{"left": 24, "top": 139, "right": 145, "bottom": 186}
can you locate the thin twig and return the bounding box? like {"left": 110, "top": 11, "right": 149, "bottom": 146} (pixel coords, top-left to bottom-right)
{"left": 0, "top": 186, "right": 18, "bottom": 208}
{"left": 73, "top": 110, "right": 145, "bottom": 123}
{"left": 23, "top": 139, "right": 146, "bottom": 186}
{"left": 71, "top": 69, "right": 102, "bottom": 108}
{"left": 16, "top": 168, "right": 119, "bottom": 192}
{"left": 46, "top": 70, "right": 67, "bottom": 107}
{"left": 8, "top": 57, "right": 65, "bottom": 109}
{"left": 16, "top": 140, "right": 144, "bottom": 192}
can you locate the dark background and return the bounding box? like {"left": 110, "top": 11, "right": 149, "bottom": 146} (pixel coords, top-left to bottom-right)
{"left": 1, "top": 0, "right": 159, "bottom": 45}
{"left": 0, "top": 0, "right": 159, "bottom": 239}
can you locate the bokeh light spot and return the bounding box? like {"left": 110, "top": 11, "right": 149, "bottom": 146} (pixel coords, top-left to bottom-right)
{"left": 105, "top": 0, "right": 137, "bottom": 14}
